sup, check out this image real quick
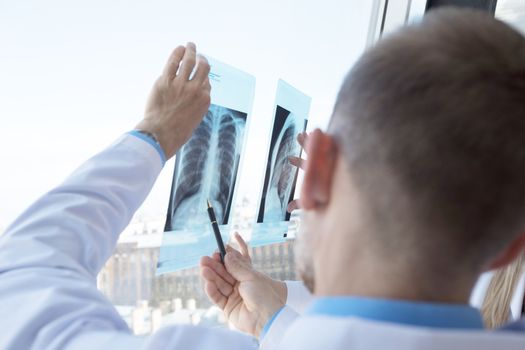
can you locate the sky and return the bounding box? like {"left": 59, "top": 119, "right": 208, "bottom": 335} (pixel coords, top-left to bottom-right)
{"left": 0, "top": 0, "right": 374, "bottom": 231}
{"left": 1, "top": 1, "right": 523, "bottom": 232}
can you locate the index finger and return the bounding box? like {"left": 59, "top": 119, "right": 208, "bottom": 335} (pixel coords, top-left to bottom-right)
{"left": 234, "top": 232, "right": 250, "bottom": 258}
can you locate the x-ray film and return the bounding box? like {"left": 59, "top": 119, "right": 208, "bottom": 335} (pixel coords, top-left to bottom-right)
{"left": 165, "top": 104, "right": 246, "bottom": 231}
{"left": 157, "top": 57, "right": 255, "bottom": 274}
{"left": 257, "top": 80, "right": 311, "bottom": 223}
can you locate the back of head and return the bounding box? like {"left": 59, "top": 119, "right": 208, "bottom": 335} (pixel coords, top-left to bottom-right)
{"left": 330, "top": 8, "right": 525, "bottom": 272}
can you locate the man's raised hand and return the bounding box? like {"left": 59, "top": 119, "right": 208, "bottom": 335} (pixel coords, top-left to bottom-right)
{"left": 136, "top": 42, "right": 211, "bottom": 159}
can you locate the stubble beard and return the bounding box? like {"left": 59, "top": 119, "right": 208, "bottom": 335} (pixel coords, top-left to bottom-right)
{"left": 294, "top": 224, "right": 316, "bottom": 293}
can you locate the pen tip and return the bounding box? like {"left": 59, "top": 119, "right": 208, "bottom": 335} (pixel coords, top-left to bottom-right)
{"left": 207, "top": 199, "right": 212, "bottom": 208}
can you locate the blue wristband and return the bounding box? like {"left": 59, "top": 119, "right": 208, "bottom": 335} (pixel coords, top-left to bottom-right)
{"left": 128, "top": 130, "right": 166, "bottom": 164}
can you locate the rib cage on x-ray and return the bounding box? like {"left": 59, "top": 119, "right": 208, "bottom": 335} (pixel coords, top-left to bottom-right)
{"left": 258, "top": 108, "right": 302, "bottom": 223}
{"left": 166, "top": 104, "right": 246, "bottom": 231}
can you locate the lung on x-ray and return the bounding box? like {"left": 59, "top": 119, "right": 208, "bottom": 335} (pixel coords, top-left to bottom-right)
{"left": 165, "top": 103, "right": 246, "bottom": 231}
{"left": 257, "top": 105, "right": 307, "bottom": 223}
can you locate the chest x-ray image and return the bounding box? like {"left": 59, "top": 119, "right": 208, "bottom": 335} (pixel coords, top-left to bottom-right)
{"left": 257, "top": 105, "right": 307, "bottom": 223}
{"left": 158, "top": 57, "right": 254, "bottom": 274}
{"left": 165, "top": 104, "right": 246, "bottom": 231}
{"left": 257, "top": 80, "right": 310, "bottom": 223}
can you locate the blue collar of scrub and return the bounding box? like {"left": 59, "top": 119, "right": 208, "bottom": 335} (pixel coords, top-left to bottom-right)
{"left": 305, "top": 297, "right": 484, "bottom": 330}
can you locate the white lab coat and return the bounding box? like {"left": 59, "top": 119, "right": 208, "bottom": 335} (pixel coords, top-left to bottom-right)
{"left": 282, "top": 270, "right": 525, "bottom": 326}
{"left": 263, "top": 278, "right": 525, "bottom": 349}
{"left": 0, "top": 135, "right": 257, "bottom": 350}
{"left": 1, "top": 134, "right": 525, "bottom": 349}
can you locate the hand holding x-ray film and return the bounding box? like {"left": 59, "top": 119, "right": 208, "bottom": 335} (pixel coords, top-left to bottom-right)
{"left": 158, "top": 59, "right": 310, "bottom": 274}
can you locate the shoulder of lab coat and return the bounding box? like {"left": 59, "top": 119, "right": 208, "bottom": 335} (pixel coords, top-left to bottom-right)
{"left": 258, "top": 281, "right": 312, "bottom": 349}
{"left": 285, "top": 280, "right": 314, "bottom": 314}
{"left": 0, "top": 134, "right": 256, "bottom": 350}
{"left": 276, "top": 315, "right": 525, "bottom": 350}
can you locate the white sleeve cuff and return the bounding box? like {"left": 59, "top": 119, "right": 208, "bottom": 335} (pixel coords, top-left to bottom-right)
{"left": 259, "top": 306, "right": 300, "bottom": 350}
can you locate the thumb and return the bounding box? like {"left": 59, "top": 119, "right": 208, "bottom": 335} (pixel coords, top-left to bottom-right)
{"left": 224, "top": 251, "right": 254, "bottom": 282}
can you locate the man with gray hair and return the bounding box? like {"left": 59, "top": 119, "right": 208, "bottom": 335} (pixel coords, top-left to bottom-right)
{"left": 1, "top": 7, "right": 525, "bottom": 350}
{"left": 201, "top": 7, "right": 525, "bottom": 349}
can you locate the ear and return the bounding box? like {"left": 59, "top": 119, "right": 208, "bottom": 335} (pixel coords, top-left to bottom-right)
{"left": 300, "top": 129, "right": 338, "bottom": 210}
{"left": 486, "top": 232, "right": 525, "bottom": 270}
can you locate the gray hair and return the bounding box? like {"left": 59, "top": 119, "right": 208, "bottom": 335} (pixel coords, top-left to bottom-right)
{"left": 330, "top": 8, "right": 525, "bottom": 271}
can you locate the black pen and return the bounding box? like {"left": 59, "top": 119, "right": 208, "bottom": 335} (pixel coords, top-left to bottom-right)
{"left": 207, "top": 199, "right": 227, "bottom": 263}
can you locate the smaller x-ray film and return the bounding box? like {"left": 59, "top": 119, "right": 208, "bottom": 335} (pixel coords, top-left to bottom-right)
{"left": 257, "top": 80, "right": 311, "bottom": 223}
